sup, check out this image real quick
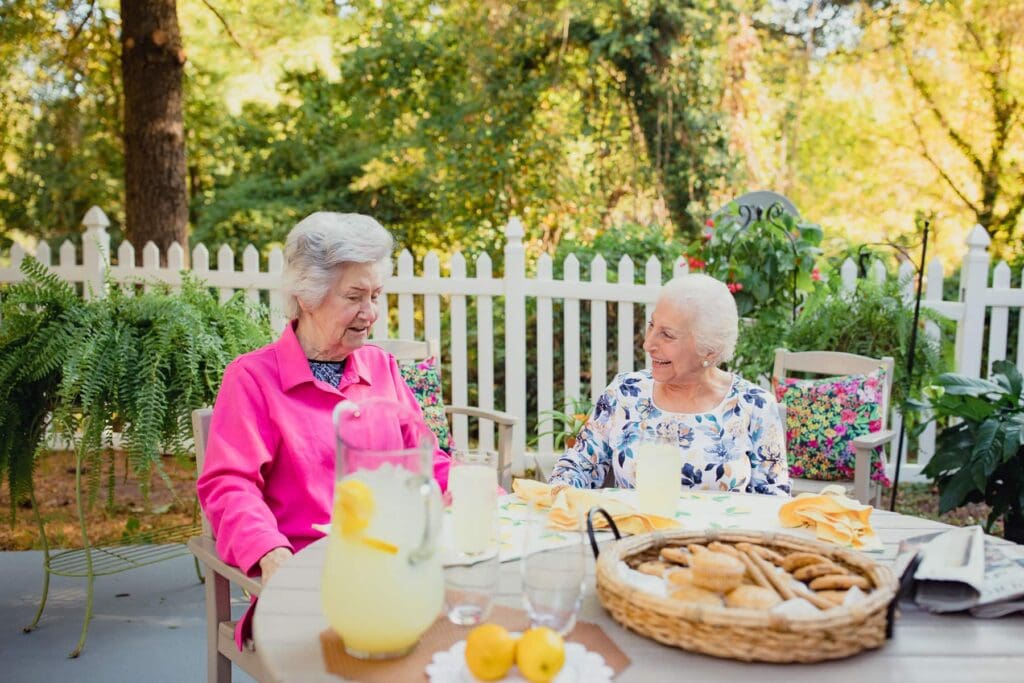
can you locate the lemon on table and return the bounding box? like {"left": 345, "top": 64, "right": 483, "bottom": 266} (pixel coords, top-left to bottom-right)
{"left": 515, "top": 627, "right": 565, "bottom": 683}
{"left": 464, "top": 623, "right": 517, "bottom": 681}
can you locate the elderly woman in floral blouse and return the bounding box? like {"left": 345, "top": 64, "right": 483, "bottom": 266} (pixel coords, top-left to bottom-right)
{"left": 549, "top": 273, "right": 790, "bottom": 496}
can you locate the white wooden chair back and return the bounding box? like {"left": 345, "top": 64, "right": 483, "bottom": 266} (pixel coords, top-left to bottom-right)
{"left": 370, "top": 338, "right": 441, "bottom": 361}
{"left": 369, "top": 337, "right": 517, "bottom": 489}
{"left": 192, "top": 408, "right": 214, "bottom": 537}
{"left": 771, "top": 349, "right": 897, "bottom": 505}
{"left": 771, "top": 349, "right": 895, "bottom": 430}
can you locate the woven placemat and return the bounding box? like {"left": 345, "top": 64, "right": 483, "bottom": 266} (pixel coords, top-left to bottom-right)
{"left": 320, "top": 605, "right": 630, "bottom": 681}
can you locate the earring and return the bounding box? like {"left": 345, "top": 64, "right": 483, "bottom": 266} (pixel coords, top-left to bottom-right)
{"left": 701, "top": 360, "right": 711, "bottom": 368}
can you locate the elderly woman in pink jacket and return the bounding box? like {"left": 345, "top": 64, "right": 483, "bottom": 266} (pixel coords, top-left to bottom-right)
{"left": 197, "top": 212, "right": 450, "bottom": 648}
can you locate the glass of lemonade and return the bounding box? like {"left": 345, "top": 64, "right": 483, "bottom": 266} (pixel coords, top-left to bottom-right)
{"left": 635, "top": 437, "right": 681, "bottom": 518}
{"left": 322, "top": 399, "right": 444, "bottom": 660}
{"left": 444, "top": 449, "right": 500, "bottom": 625}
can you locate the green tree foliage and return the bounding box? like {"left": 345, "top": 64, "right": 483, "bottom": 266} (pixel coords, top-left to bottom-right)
{"left": 190, "top": 1, "right": 734, "bottom": 256}
{"left": 0, "top": 1, "right": 124, "bottom": 245}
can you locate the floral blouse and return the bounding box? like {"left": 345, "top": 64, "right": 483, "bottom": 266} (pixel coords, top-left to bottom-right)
{"left": 548, "top": 371, "right": 791, "bottom": 496}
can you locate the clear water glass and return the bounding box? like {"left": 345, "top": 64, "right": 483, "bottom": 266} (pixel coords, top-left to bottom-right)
{"left": 520, "top": 506, "right": 587, "bottom": 635}
{"left": 444, "top": 450, "right": 500, "bottom": 625}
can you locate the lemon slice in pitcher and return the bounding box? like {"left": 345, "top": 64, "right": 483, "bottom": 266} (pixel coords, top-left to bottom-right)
{"left": 333, "top": 480, "right": 398, "bottom": 554}
{"left": 335, "top": 480, "right": 374, "bottom": 534}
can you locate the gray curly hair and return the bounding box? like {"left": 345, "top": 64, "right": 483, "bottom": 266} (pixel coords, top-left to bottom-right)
{"left": 658, "top": 273, "right": 739, "bottom": 364}
{"left": 282, "top": 212, "right": 394, "bottom": 320}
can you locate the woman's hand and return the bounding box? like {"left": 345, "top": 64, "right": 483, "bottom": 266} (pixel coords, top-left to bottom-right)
{"left": 258, "top": 546, "right": 294, "bottom": 583}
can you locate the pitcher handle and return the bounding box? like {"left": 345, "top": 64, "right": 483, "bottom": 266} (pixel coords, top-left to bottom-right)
{"left": 408, "top": 477, "right": 438, "bottom": 566}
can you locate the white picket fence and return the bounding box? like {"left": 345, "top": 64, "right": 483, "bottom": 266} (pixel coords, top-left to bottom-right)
{"left": 2, "top": 208, "right": 1023, "bottom": 483}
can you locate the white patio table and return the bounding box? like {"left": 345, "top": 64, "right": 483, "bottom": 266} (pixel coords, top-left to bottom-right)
{"left": 254, "top": 491, "right": 1023, "bottom": 683}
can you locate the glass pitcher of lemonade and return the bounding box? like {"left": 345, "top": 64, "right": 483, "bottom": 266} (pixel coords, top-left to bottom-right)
{"left": 322, "top": 398, "right": 443, "bottom": 659}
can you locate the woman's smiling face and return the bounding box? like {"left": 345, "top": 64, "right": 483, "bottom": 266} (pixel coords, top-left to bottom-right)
{"left": 642, "top": 298, "right": 705, "bottom": 383}
{"left": 300, "top": 261, "right": 383, "bottom": 359}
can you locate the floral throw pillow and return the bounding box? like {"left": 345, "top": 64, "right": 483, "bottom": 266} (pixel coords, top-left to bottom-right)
{"left": 774, "top": 368, "right": 891, "bottom": 487}
{"left": 399, "top": 356, "right": 454, "bottom": 454}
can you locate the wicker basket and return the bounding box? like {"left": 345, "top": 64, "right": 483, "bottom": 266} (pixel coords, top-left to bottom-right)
{"left": 593, "top": 527, "right": 898, "bottom": 663}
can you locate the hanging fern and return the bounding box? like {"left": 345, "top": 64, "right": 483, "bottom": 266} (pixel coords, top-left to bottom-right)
{"left": 0, "top": 257, "right": 272, "bottom": 517}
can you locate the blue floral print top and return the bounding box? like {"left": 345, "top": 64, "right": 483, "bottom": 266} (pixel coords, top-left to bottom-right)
{"left": 548, "top": 370, "right": 791, "bottom": 496}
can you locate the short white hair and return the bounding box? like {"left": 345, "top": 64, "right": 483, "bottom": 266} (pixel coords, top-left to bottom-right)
{"left": 282, "top": 212, "right": 394, "bottom": 319}
{"left": 658, "top": 273, "right": 739, "bottom": 364}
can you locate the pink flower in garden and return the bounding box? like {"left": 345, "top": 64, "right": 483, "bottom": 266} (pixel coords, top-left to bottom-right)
{"left": 688, "top": 257, "right": 706, "bottom": 270}
{"left": 811, "top": 267, "right": 821, "bottom": 281}
{"left": 726, "top": 282, "right": 744, "bottom": 294}
{"left": 705, "top": 218, "right": 715, "bottom": 227}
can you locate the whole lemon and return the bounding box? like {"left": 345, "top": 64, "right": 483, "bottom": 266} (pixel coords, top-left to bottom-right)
{"left": 464, "top": 623, "right": 517, "bottom": 681}
{"left": 515, "top": 627, "right": 566, "bottom": 683}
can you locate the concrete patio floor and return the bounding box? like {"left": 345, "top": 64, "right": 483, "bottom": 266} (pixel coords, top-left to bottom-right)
{"left": 0, "top": 548, "right": 255, "bottom": 682}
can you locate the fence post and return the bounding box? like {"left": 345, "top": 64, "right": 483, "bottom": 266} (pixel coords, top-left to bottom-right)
{"left": 81, "top": 206, "right": 110, "bottom": 300}
{"left": 956, "top": 225, "right": 991, "bottom": 378}
{"left": 504, "top": 216, "right": 527, "bottom": 472}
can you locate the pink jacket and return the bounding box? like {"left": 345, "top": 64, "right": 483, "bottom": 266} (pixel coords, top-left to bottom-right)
{"left": 196, "top": 322, "right": 450, "bottom": 646}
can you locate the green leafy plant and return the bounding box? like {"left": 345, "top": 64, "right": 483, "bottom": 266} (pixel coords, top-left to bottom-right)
{"left": 532, "top": 397, "right": 594, "bottom": 451}
{"left": 685, "top": 207, "right": 824, "bottom": 323}
{"left": 0, "top": 256, "right": 272, "bottom": 518}
{"left": 784, "top": 275, "right": 950, "bottom": 406}
{"left": 912, "top": 361, "right": 1024, "bottom": 542}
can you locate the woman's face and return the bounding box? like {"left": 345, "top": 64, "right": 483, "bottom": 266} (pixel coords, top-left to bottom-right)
{"left": 643, "top": 298, "right": 707, "bottom": 384}
{"left": 300, "top": 261, "right": 383, "bottom": 359}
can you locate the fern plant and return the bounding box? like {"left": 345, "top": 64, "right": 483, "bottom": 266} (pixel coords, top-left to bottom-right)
{"left": 0, "top": 256, "right": 272, "bottom": 517}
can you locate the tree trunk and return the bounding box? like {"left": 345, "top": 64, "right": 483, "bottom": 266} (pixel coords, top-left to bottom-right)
{"left": 120, "top": 0, "right": 188, "bottom": 263}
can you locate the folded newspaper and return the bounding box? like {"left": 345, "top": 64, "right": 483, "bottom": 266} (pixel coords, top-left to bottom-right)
{"left": 893, "top": 525, "right": 1024, "bottom": 617}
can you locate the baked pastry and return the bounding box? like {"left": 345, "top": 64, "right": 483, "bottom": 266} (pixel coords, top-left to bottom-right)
{"left": 670, "top": 584, "right": 723, "bottom": 606}
{"left": 707, "top": 541, "right": 742, "bottom": 559}
{"left": 725, "top": 585, "right": 782, "bottom": 610}
{"left": 793, "top": 562, "right": 844, "bottom": 583}
{"left": 809, "top": 574, "right": 870, "bottom": 591}
{"left": 747, "top": 545, "right": 785, "bottom": 566}
{"left": 781, "top": 552, "right": 831, "bottom": 573}
{"left": 636, "top": 560, "right": 669, "bottom": 577}
{"left": 816, "top": 590, "right": 849, "bottom": 607}
{"left": 665, "top": 567, "right": 694, "bottom": 586}
{"left": 659, "top": 546, "right": 691, "bottom": 566}
{"left": 690, "top": 550, "right": 746, "bottom": 593}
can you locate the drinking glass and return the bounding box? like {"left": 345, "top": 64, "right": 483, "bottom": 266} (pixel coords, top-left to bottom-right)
{"left": 635, "top": 437, "right": 681, "bottom": 518}
{"left": 520, "top": 505, "right": 586, "bottom": 635}
{"left": 444, "top": 450, "right": 500, "bottom": 625}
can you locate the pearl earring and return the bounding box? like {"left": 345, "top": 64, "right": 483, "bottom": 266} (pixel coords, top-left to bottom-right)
{"left": 701, "top": 360, "right": 711, "bottom": 368}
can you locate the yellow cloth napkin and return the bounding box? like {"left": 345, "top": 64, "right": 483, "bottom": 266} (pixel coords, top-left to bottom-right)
{"left": 778, "top": 485, "right": 883, "bottom": 551}
{"left": 511, "top": 479, "right": 680, "bottom": 535}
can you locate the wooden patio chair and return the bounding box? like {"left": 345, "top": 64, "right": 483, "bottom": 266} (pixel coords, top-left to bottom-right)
{"left": 371, "top": 338, "right": 518, "bottom": 490}
{"left": 771, "top": 349, "right": 897, "bottom": 506}
{"left": 187, "top": 408, "right": 268, "bottom": 683}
